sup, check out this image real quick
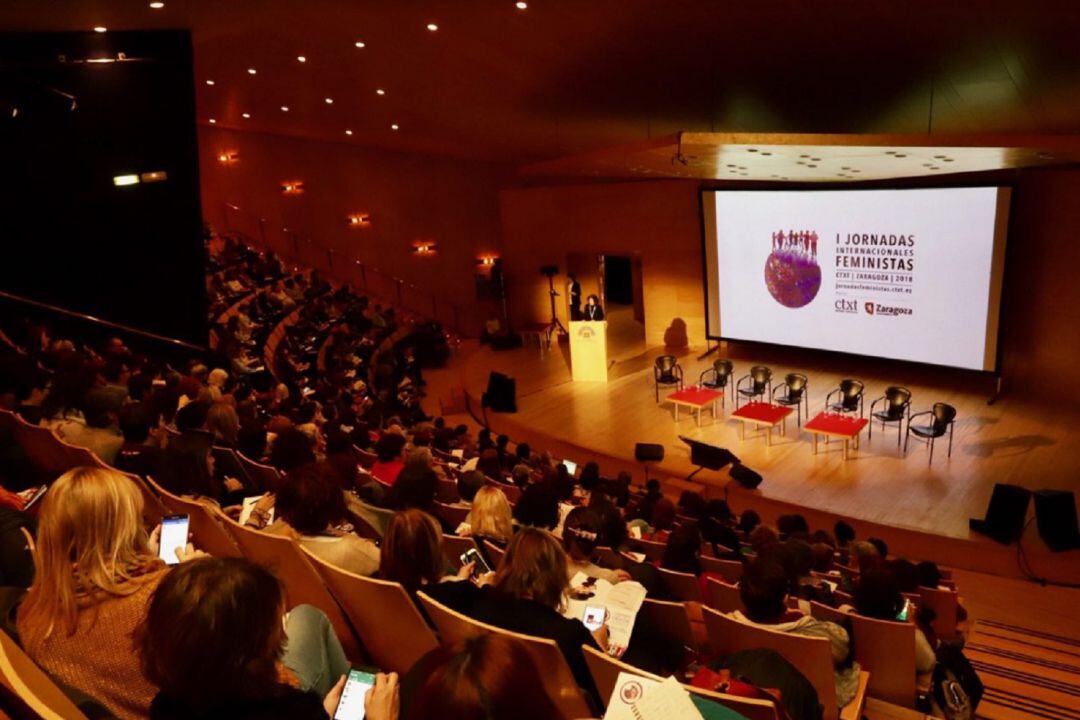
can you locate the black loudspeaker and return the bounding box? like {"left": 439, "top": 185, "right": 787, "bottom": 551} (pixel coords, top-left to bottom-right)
{"left": 969, "top": 483, "right": 1031, "bottom": 545}
{"left": 729, "top": 463, "right": 763, "bottom": 489}
{"left": 680, "top": 436, "right": 738, "bottom": 470}
{"left": 634, "top": 443, "right": 665, "bottom": 463}
{"left": 481, "top": 372, "right": 516, "bottom": 413}
{"left": 1034, "top": 490, "right": 1080, "bottom": 552}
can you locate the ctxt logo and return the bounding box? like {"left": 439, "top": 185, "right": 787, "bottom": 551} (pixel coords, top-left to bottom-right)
{"left": 834, "top": 299, "right": 858, "bottom": 314}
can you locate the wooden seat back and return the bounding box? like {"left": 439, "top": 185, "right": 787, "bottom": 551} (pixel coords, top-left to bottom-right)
{"left": 582, "top": 645, "right": 781, "bottom": 720}
{"left": 304, "top": 548, "right": 438, "bottom": 674}
{"left": 220, "top": 517, "right": 361, "bottom": 659}
{"left": 0, "top": 628, "right": 90, "bottom": 720}
{"left": 434, "top": 502, "right": 470, "bottom": 531}
{"left": 703, "top": 605, "right": 842, "bottom": 719}
{"left": 416, "top": 591, "right": 592, "bottom": 720}
{"left": 848, "top": 612, "right": 916, "bottom": 707}
{"left": 441, "top": 534, "right": 479, "bottom": 571}
{"left": 704, "top": 577, "right": 744, "bottom": 614}
{"left": 639, "top": 598, "right": 696, "bottom": 651}
{"left": 658, "top": 567, "right": 701, "bottom": 602}
{"left": 143, "top": 475, "right": 242, "bottom": 558}
{"left": 700, "top": 555, "right": 744, "bottom": 584}
{"left": 918, "top": 585, "right": 958, "bottom": 640}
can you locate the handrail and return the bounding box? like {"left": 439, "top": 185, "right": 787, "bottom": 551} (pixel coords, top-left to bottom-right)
{"left": 0, "top": 288, "right": 206, "bottom": 353}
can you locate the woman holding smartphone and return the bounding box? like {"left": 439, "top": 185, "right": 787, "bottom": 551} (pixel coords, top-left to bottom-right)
{"left": 137, "top": 556, "right": 399, "bottom": 720}
{"left": 17, "top": 467, "right": 200, "bottom": 720}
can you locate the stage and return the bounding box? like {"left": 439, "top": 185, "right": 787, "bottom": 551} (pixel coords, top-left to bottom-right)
{"left": 452, "top": 335, "right": 1080, "bottom": 581}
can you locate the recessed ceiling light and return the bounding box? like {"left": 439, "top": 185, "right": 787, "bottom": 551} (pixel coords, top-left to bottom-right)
{"left": 391, "top": 123, "right": 399, "bottom": 130}
{"left": 354, "top": 40, "right": 366, "bottom": 48}
{"left": 247, "top": 67, "right": 257, "bottom": 75}
{"left": 297, "top": 55, "right": 306, "bottom": 63}
{"left": 516, "top": 1, "right": 528, "bottom": 8}
{"left": 345, "top": 129, "right": 353, "bottom": 136}
{"left": 149, "top": 1, "right": 165, "bottom": 8}
{"left": 280, "top": 105, "right": 289, "bottom": 112}
{"left": 242, "top": 112, "right": 251, "bottom": 118}
{"left": 324, "top": 97, "right": 333, "bottom": 104}
{"left": 426, "top": 23, "right": 439, "bottom": 31}
{"left": 93, "top": 26, "right": 107, "bottom": 33}
{"left": 205, "top": 79, "right": 215, "bottom": 85}
{"left": 376, "top": 89, "right": 385, "bottom": 96}
{"left": 209, "top": 118, "right": 216, "bottom": 124}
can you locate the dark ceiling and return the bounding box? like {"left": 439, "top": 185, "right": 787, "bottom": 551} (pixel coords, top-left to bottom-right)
{"left": 1, "top": 0, "right": 1078, "bottom": 162}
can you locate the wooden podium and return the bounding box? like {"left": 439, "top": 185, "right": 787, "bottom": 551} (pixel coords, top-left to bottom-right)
{"left": 569, "top": 321, "right": 608, "bottom": 382}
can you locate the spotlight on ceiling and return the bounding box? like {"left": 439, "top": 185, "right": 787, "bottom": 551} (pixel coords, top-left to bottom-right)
{"left": 516, "top": 1, "right": 528, "bottom": 8}
{"left": 297, "top": 55, "right": 306, "bottom": 63}
{"left": 242, "top": 112, "right": 251, "bottom": 118}
{"left": 205, "top": 79, "right": 215, "bottom": 85}
{"left": 325, "top": 97, "right": 333, "bottom": 104}
{"left": 247, "top": 67, "right": 257, "bottom": 75}
{"left": 376, "top": 89, "right": 385, "bottom": 96}
{"left": 93, "top": 26, "right": 107, "bottom": 33}
{"left": 149, "top": 1, "right": 165, "bottom": 8}
{"left": 345, "top": 129, "right": 353, "bottom": 135}
{"left": 113, "top": 174, "right": 139, "bottom": 186}
{"left": 209, "top": 118, "right": 217, "bottom": 124}
{"left": 355, "top": 40, "right": 366, "bottom": 48}
{"left": 280, "top": 105, "right": 289, "bottom": 112}
{"left": 391, "top": 123, "right": 400, "bottom": 131}
{"left": 426, "top": 23, "right": 438, "bottom": 31}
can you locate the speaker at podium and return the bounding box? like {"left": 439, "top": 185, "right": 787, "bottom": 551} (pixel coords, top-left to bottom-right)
{"left": 569, "top": 321, "right": 608, "bottom": 382}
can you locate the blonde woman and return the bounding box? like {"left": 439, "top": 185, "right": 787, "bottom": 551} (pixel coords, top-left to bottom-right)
{"left": 462, "top": 485, "right": 513, "bottom": 554}
{"left": 17, "top": 467, "right": 200, "bottom": 719}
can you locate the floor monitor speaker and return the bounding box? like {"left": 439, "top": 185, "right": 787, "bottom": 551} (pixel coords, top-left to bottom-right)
{"left": 1034, "top": 489, "right": 1080, "bottom": 552}
{"left": 969, "top": 483, "right": 1031, "bottom": 545}
{"left": 481, "top": 372, "right": 516, "bottom": 413}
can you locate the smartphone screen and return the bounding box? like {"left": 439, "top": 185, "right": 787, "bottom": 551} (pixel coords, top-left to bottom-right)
{"left": 334, "top": 669, "right": 376, "bottom": 720}
{"left": 19, "top": 485, "right": 47, "bottom": 510}
{"left": 896, "top": 598, "right": 912, "bottom": 622}
{"left": 562, "top": 459, "right": 577, "bottom": 476}
{"left": 460, "top": 548, "right": 491, "bottom": 577}
{"left": 582, "top": 605, "right": 606, "bottom": 632}
{"left": 158, "top": 515, "right": 189, "bottom": 566}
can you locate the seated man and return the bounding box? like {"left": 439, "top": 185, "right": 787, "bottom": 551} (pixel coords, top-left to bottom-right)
{"left": 728, "top": 558, "right": 860, "bottom": 708}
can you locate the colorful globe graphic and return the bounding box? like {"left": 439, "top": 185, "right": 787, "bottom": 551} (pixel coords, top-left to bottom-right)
{"left": 764, "top": 251, "right": 822, "bottom": 308}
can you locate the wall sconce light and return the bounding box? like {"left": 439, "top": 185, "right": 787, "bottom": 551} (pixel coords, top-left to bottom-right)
{"left": 281, "top": 181, "right": 305, "bottom": 195}
{"left": 412, "top": 241, "right": 438, "bottom": 255}
{"left": 217, "top": 151, "right": 239, "bottom": 164}
{"left": 347, "top": 213, "right": 371, "bottom": 228}
{"left": 476, "top": 255, "right": 498, "bottom": 267}
{"left": 140, "top": 170, "right": 168, "bottom": 183}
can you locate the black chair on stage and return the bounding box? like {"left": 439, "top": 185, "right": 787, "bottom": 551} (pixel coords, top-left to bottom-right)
{"left": 905, "top": 402, "right": 956, "bottom": 465}
{"left": 654, "top": 355, "right": 684, "bottom": 402}
{"left": 735, "top": 365, "right": 772, "bottom": 408}
{"left": 826, "top": 378, "right": 865, "bottom": 417}
{"left": 869, "top": 386, "right": 912, "bottom": 446}
{"left": 699, "top": 359, "right": 734, "bottom": 405}
{"left": 772, "top": 372, "right": 809, "bottom": 426}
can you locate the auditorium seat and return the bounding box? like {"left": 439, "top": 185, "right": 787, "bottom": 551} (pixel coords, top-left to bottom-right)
{"left": 918, "top": 585, "right": 958, "bottom": 640}
{"left": 703, "top": 606, "right": 869, "bottom": 720}
{"left": 142, "top": 475, "right": 243, "bottom": 559}
{"left": 638, "top": 597, "right": 696, "bottom": 651}
{"left": 219, "top": 515, "right": 363, "bottom": 659}
{"left": 658, "top": 567, "right": 701, "bottom": 602}
{"left": 482, "top": 539, "right": 506, "bottom": 567}
{"left": 441, "top": 533, "right": 480, "bottom": 571}
{"left": 581, "top": 645, "right": 782, "bottom": 720}
{"left": 416, "top": 591, "right": 593, "bottom": 719}
{"left": 0, "top": 627, "right": 91, "bottom": 720}
{"left": 434, "top": 502, "right": 471, "bottom": 531}
{"left": 700, "top": 555, "right": 744, "bottom": 583}
{"left": 234, "top": 451, "right": 282, "bottom": 492}
{"left": 631, "top": 538, "right": 667, "bottom": 562}
{"left": 704, "top": 577, "right": 744, "bottom": 614}
{"left": 304, "top": 548, "right": 439, "bottom": 675}
{"left": 847, "top": 612, "right": 917, "bottom": 707}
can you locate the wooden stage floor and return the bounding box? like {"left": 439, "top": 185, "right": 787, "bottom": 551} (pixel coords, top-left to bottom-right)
{"left": 454, "top": 337, "right": 1080, "bottom": 578}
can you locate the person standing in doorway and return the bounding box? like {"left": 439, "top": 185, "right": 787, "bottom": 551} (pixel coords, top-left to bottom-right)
{"left": 567, "top": 273, "right": 582, "bottom": 321}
